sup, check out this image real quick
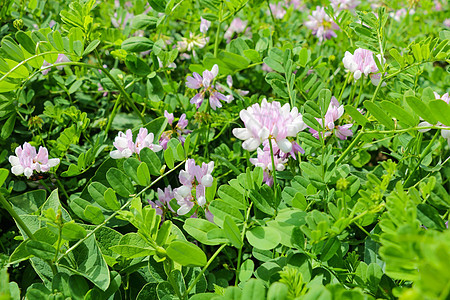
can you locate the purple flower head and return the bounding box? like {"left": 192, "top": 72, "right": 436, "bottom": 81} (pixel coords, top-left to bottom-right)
{"left": 249, "top": 147, "right": 287, "bottom": 186}
{"left": 200, "top": 17, "right": 211, "bottom": 34}
{"left": 269, "top": 3, "right": 287, "bottom": 19}
{"left": 232, "top": 99, "right": 307, "bottom": 153}
{"left": 160, "top": 113, "right": 191, "bottom": 150}
{"left": 185, "top": 65, "right": 232, "bottom": 110}
{"left": 9, "top": 143, "right": 60, "bottom": 179}
{"left": 304, "top": 6, "right": 340, "bottom": 43}
{"left": 148, "top": 185, "right": 175, "bottom": 217}
{"left": 330, "top": 0, "right": 360, "bottom": 11}
{"left": 343, "top": 48, "right": 385, "bottom": 86}
{"left": 110, "top": 128, "right": 162, "bottom": 159}
{"left": 224, "top": 18, "right": 251, "bottom": 42}
{"left": 308, "top": 97, "right": 353, "bottom": 140}
{"left": 174, "top": 159, "right": 214, "bottom": 216}
{"left": 165, "top": 110, "right": 175, "bottom": 125}
{"left": 41, "top": 54, "right": 71, "bottom": 75}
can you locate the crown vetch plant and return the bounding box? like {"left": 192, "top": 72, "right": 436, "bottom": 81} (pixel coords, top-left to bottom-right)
{"left": 0, "top": 0, "right": 449, "bottom": 299}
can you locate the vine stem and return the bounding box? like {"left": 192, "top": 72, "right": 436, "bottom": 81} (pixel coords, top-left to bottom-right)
{"left": 235, "top": 202, "right": 253, "bottom": 285}
{"left": 57, "top": 160, "right": 186, "bottom": 261}
{"left": 213, "top": 1, "right": 223, "bottom": 57}
{"left": 183, "top": 244, "right": 226, "bottom": 298}
{"left": 335, "top": 130, "right": 364, "bottom": 165}
{"left": 0, "top": 192, "right": 35, "bottom": 240}
{"left": 268, "top": 138, "right": 278, "bottom": 200}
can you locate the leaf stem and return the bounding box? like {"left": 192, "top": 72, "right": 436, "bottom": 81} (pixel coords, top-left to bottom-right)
{"left": 268, "top": 138, "right": 278, "bottom": 200}
{"left": 183, "top": 244, "right": 226, "bottom": 298}
{"left": 213, "top": 1, "right": 223, "bottom": 57}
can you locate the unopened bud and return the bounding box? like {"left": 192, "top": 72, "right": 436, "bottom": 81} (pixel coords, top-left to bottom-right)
{"left": 336, "top": 177, "right": 349, "bottom": 191}
{"left": 13, "top": 19, "right": 24, "bottom": 30}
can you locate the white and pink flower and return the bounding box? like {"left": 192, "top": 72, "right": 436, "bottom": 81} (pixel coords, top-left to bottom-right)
{"left": 343, "top": 48, "right": 385, "bottom": 86}
{"left": 110, "top": 128, "right": 162, "bottom": 159}
{"left": 9, "top": 143, "right": 60, "bottom": 179}
{"left": 305, "top": 6, "right": 340, "bottom": 43}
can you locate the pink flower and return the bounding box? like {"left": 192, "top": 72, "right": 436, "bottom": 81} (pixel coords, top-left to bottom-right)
{"left": 9, "top": 143, "right": 60, "bottom": 179}
{"left": 160, "top": 112, "right": 191, "bottom": 149}
{"left": 330, "top": 0, "right": 360, "bottom": 11}
{"left": 233, "top": 99, "right": 306, "bottom": 153}
{"left": 269, "top": 3, "right": 286, "bottom": 19}
{"left": 250, "top": 147, "right": 287, "bottom": 186}
{"left": 262, "top": 63, "right": 273, "bottom": 72}
{"left": 110, "top": 128, "right": 162, "bottom": 159}
{"left": 200, "top": 17, "right": 211, "bottom": 34}
{"left": 308, "top": 96, "right": 353, "bottom": 140}
{"left": 41, "top": 54, "right": 71, "bottom": 75}
{"left": 224, "top": 18, "right": 250, "bottom": 42}
{"left": 305, "top": 6, "right": 340, "bottom": 43}
{"left": 444, "top": 19, "right": 450, "bottom": 28}
{"left": 177, "top": 32, "right": 208, "bottom": 52}
{"left": 389, "top": 8, "right": 415, "bottom": 22}
{"left": 285, "top": 0, "right": 304, "bottom": 9}
{"left": 343, "top": 48, "right": 385, "bottom": 86}
{"left": 174, "top": 159, "right": 214, "bottom": 215}
{"left": 185, "top": 65, "right": 231, "bottom": 110}
{"left": 148, "top": 186, "right": 175, "bottom": 217}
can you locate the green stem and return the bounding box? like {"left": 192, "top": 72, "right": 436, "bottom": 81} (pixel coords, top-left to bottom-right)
{"left": 105, "top": 94, "right": 122, "bottom": 136}
{"left": 184, "top": 244, "right": 226, "bottom": 298}
{"left": 235, "top": 202, "right": 252, "bottom": 285}
{"left": 355, "top": 78, "right": 364, "bottom": 107}
{"left": 0, "top": 193, "right": 35, "bottom": 240}
{"left": 268, "top": 138, "right": 278, "bottom": 200}
{"left": 58, "top": 160, "right": 186, "bottom": 261}
{"left": 213, "top": 1, "right": 223, "bottom": 57}
{"left": 335, "top": 130, "right": 364, "bottom": 165}
{"left": 205, "top": 103, "right": 212, "bottom": 159}
{"left": 404, "top": 130, "right": 440, "bottom": 187}
{"left": 337, "top": 73, "right": 349, "bottom": 103}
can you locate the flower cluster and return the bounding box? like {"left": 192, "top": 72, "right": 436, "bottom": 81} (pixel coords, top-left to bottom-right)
{"left": 305, "top": 6, "right": 340, "bottom": 43}
{"left": 173, "top": 159, "right": 214, "bottom": 218}
{"left": 186, "top": 64, "right": 231, "bottom": 110}
{"left": 418, "top": 92, "right": 450, "bottom": 146}
{"left": 110, "top": 128, "right": 162, "bottom": 159}
{"left": 224, "top": 18, "right": 251, "bottom": 42}
{"left": 200, "top": 17, "right": 211, "bottom": 34}
{"left": 9, "top": 143, "right": 60, "bottom": 179}
{"left": 343, "top": 48, "right": 385, "bottom": 86}
{"left": 234, "top": 99, "right": 306, "bottom": 185}
{"left": 269, "top": 3, "right": 287, "bottom": 19}
{"left": 148, "top": 186, "right": 175, "bottom": 218}
{"left": 159, "top": 111, "right": 191, "bottom": 149}
{"left": 177, "top": 32, "right": 208, "bottom": 54}
{"left": 216, "top": 75, "right": 249, "bottom": 103}
{"left": 233, "top": 99, "right": 306, "bottom": 153}
{"left": 308, "top": 96, "right": 353, "bottom": 140}
{"left": 330, "top": 0, "right": 360, "bottom": 11}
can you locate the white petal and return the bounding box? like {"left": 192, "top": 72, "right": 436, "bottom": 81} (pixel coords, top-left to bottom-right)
{"left": 11, "top": 165, "right": 24, "bottom": 176}
{"left": 177, "top": 185, "right": 191, "bottom": 197}
{"left": 9, "top": 156, "right": 19, "bottom": 166}
{"left": 122, "top": 149, "right": 133, "bottom": 158}
{"left": 258, "top": 127, "right": 270, "bottom": 141}
{"left": 242, "top": 138, "right": 260, "bottom": 151}
{"left": 177, "top": 205, "right": 191, "bottom": 215}
{"left": 277, "top": 138, "right": 292, "bottom": 153}
{"left": 110, "top": 150, "right": 123, "bottom": 159}
{"left": 417, "top": 122, "right": 432, "bottom": 133}
{"left": 197, "top": 196, "right": 206, "bottom": 206}
{"left": 24, "top": 168, "right": 33, "bottom": 178}
{"left": 152, "top": 145, "right": 163, "bottom": 152}
{"left": 201, "top": 174, "right": 213, "bottom": 187}
{"left": 47, "top": 158, "right": 60, "bottom": 168}
{"left": 233, "top": 128, "right": 252, "bottom": 140}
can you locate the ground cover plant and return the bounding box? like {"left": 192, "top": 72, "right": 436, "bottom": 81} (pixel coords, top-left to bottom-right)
{"left": 0, "top": 0, "right": 449, "bottom": 299}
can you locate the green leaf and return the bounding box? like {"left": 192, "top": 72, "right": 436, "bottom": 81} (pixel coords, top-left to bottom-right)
{"left": 380, "top": 101, "right": 418, "bottom": 127}
{"left": 406, "top": 96, "right": 437, "bottom": 125}
{"left": 241, "top": 279, "right": 266, "bottom": 300}
{"left": 137, "top": 162, "right": 151, "bottom": 186}
{"left": 267, "top": 282, "right": 289, "bottom": 300}
{"left": 140, "top": 148, "right": 161, "bottom": 176}
{"left": 104, "top": 188, "right": 121, "bottom": 210}
{"left": 239, "top": 259, "right": 254, "bottom": 282}
{"left": 319, "top": 237, "right": 340, "bottom": 261}
{"left": 243, "top": 49, "right": 261, "bottom": 62}
{"left": 164, "top": 148, "right": 175, "bottom": 169}
{"left": 208, "top": 200, "right": 244, "bottom": 227}
{"left": 166, "top": 240, "right": 207, "bottom": 267}
{"left": 109, "top": 245, "right": 154, "bottom": 258}
{"left": 0, "top": 59, "right": 29, "bottom": 79}
{"left": 148, "top": 0, "right": 167, "bottom": 12}
{"left": 298, "top": 48, "right": 310, "bottom": 67}
{"left": 62, "top": 235, "right": 111, "bottom": 291}
{"left": 1, "top": 114, "right": 15, "bottom": 139}
{"left": 106, "top": 168, "right": 135, "bottom": 198}
{"left": 223, "top": 216, "right": 243, "bottom": 248}
{"left": 183, "top": 218, "right": 223, "bottom": 245}
{"left": 363, "top": 101, "right": 394, "bottom": 129}
{"left": 318, "top": 89, "right": 332, "bottom": 113}
{"left": 15, "top": 31, "right": 36, "bottom": 54}
{"left": 217, "top": 185, "right": 246, "bottom": 210}
{"left": 25, "top": 240, "right": 55, "bottom": 261}
{"left": 429, "top": 100, "right": 450, "bottom": 126}
{"left": 121, "top": 37, "right": 154, "bottom": 52}
{"left": 218, "top": 51, "right": 249, "bottom": 70}
{"left": 0, "top": 168, "right": 8, "bottom": 187}
{"left": 125, "top": 54, "right": 151, "bottom": 76}
{"left": 246, "top": 226, "right": 281, "bottom": 250}
{"left": 61, "top": 222, "right": 87, "bottom": 241}
{"left": 83, "top": 39, "right": 100, "bottom": 56}
{"left": 84, "top": 205, "right": 105, "bottom": 225}
{"left": 345, "top": 105, "right": 369, "bottom": 127}
{"left": 88, "top": 182, "right": 109, "bottom": 209}
{"left": 263, "top": 57, "right": 284, "bottom": 73}
{"left": 417, "top": 204, "right": 446, "bottom": 230}
{"left": 123, "top": 157, "right": 140, "bottom": 184}
{"left": 132, "top": 15, "right": 158, "bottom": 30}
{"left": 249, "top": 189, "right": 275, "bottom": 215}
{"left": 52, "top": 30, "right": 65, "bottom": 51}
